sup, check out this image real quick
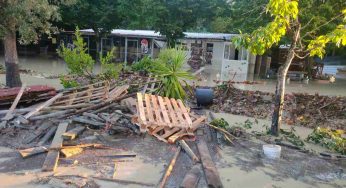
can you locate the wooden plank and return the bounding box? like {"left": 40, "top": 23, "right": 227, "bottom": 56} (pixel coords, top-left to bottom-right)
{"left": 170, "top": 98, "right": 186, "bottom": 127}
{"left": 2, "top": 84, "right": 26, "bottom": 121}
{"left": 38, "top": 126, "right": 58, "bottom": 146}
{"left": 144, "top": 94, "right": 154, "bottom": 124}
{"left": 180, "top": 165, "right": 202, "bottom": 188}
{"left": 164, "top": 97, "right": 177, "bottom": 126}
{"left": 157, "top": 96, "right": 171, "bottom": 125}
{"left": 159, "top": 146, "right": 181, "bottom": 188}
{"left": 177, "top": 99, "right": 193, "bottom": 127}
{"left": 136, "top": 93, "right": 147, "bottom": 124}
{"left": 29, "top": 110, "right": 74, "bottom": 121}
{"left": 61, "top": 147, "right": 83, "bottom": 158}
{"left": 19, "top": 146, "right": 48, "bottom": 158}
{"left": 150, "top": 95, "right": 163, "bottom": 125}
{"left": 72, "top": 117, "right": 104, "bottom": 127}
{"left": 23, "top": 122, "right": 52, "bottom": 144}
{"left": 42, "top": 121, "right": 69, "bottom": 172}
{"left": 190, "top": 116, "right": 206, "bottom": 131}
{"left": 161, "top": 127, "right": 180, "bottom": 139}
{"left": 62, "top": 126, "right": 85, "bottom": 140}
{"left": 24, "top": 93, "right": 63, "bottom": 119}
{"left": 178, "top": 140, "right": 200, "bottom": 163}
{"left": 197, "top": 139, "right": 223, "bottom": 188}
{"left": 168, "top": 130, "right": 194, "bottom": 144}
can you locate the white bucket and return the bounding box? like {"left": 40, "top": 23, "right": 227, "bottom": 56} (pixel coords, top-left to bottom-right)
{"left": 263, "top": 144, "right": 281, "bottom": 159}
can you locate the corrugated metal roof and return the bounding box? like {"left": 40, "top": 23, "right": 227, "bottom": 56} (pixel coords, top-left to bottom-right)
{"left": 80, "top": 29, "right": 236, "bottom": 41}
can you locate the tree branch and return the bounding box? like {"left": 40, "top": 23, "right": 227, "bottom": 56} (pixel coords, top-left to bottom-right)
{"left": 302, "top": 13, "right": 344, "bottom": 39}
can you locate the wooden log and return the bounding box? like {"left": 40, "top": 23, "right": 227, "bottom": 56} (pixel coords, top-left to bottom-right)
{"left": 62, "top": 126, "right": 85, "bottom": 140}
{"left": 2, "top": 84, "right": 26, "bottom": 121}
{"left": 180, "top": 165, "right": 202, "bottom": 188}
{"left": 24, "top": 93, "right": 64, "bottom": 120}
{"left": 159, "top": 146, "right": 181, "bottom": 188}
{"left": 196, "top": 139, "right": 223, "bottom": 188}
{"left": 72, "top": 117, "right": 104, "bottom": 127}
{"left": 61, "top": 147, "right": 83, "bottom": 158}
{"left": 42, "top": 121, "right": 69, "bottom": 172}
{"left": 178, "top": 140, "right": 200, "bottom": 163}
{"left": 38, "top": 126, "right": 58, "bottom": 146}
{"left": 29, "top": 110, "right": 75, "bottom": 121}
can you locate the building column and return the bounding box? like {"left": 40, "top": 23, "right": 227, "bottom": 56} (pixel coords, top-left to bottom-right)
{"left": 124, "top": 37, "right": 128, "bottom": 67}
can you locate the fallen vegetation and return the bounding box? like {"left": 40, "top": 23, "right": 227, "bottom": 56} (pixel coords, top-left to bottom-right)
{"left": 211, "top": 82, "right": 346, "bottom": 130}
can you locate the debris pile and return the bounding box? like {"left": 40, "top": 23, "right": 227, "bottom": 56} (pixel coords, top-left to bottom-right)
{"left": 212, "top": 83, "right": 346, "bottom": 130}
{"left": 0, "top": 76, "right": 225, "bottom": 187}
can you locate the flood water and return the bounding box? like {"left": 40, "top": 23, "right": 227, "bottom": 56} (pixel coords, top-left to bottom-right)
{"left": 1, "top": 55, "right": 346, "bottom": 96}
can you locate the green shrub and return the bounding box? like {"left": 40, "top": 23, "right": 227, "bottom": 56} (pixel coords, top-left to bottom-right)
{"left": 307, "top": 127, "right": 345, "bottom": 155}
{"left": 57, "top": 27, "right": 95, "bottom": 78}
{"left": 210, "top": 118, "right": 230, "bottom": 129}
{"left": 150, "top": 48, "right": 194, "bottom": 100}
{"left": 132, "top": 56, "right": 153, "bottom": 72}
{"left": 60, "top": 75, "right": 79, "bottom": 88}
{"left": 99, "top": 48, "right": 122, "bottom": 80}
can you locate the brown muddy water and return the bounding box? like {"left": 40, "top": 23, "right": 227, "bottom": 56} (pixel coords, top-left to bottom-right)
{"left": 1, "top": 55, "right": 346, "bottom": 96}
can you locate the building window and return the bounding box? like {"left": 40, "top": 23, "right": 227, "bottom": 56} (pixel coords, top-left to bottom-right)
{"left": 224, "top": 44, "right": 239, "bottom": 60}
{"left": 206, "top": 43, "right": 213, "bottom": 53}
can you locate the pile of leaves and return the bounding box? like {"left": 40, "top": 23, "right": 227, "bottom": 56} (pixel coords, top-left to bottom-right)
{"left": 210, "top": 118, "right": 230, "bottom": 129}
{"left": 211, "top": 83, "right": 346, "bottom": 130}
{"left": 307, "top": 127, "right": 345, "bottom": 155}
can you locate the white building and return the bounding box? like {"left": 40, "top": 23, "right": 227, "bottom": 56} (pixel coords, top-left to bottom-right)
{"left": 78, "top": 29, "right": 256, "bottom": 82}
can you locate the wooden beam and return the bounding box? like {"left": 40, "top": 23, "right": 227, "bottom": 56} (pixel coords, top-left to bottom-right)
{"left": 178, "top": 140, "right": 200, "bottom": 163}
{"left": 38, "top": 126, "right": 58, "bottom": 146}
{"left": 2, "top": 84, "right": 26, "bottom": 121}
{"left": 24, "top": 93, "right": 64, "bottom": 120}
{"left": 197, "top": 139, "right": 223, "bottom": 188}
{"left": 42, "top": 121, "right": 69, "bottom": 172}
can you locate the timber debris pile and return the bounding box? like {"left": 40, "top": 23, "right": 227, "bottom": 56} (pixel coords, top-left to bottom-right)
{"left": 0, "top": 78, "right": 225, "bottom": 188}
{"left": 211, "top": 82, "right": 346, "bottom": 130}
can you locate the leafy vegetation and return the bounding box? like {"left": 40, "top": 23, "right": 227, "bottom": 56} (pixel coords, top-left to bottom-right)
{"left": 307, "top": 127, "right": 345, "bottom": 155}
{"left": 232, "top": 0, "right": 346, "bottom": 136}
{"left": 58, "top": 28, "right": 122, "bottom": 88}
{"left": 150, "top": 48, "right": 194, "bottom": 100}
{"left": 100, "top": 48, "right": 122, "bottom": 80}
{"left": 210, "top": 118, "right": 230, "bottom": 129}
{"left": 58, "top": 28, "right": 95, "bottom": 78}
{"left": 131, "top": 56, "right": 154, "bottom": 73}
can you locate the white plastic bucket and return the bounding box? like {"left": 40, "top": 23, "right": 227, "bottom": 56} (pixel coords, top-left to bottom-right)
{"left": 263, "top": 144, "right": 281, "bottom": 159}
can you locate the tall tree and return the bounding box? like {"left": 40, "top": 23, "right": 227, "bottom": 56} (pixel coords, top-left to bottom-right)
{"left": 233, "top": 0, "right": 346, "bottom": 135}
{"left": 0, "top": 0, "right": 74, "bottom": 88}
{"left": 60, "top": 0, "right": 121, "bottom": 58}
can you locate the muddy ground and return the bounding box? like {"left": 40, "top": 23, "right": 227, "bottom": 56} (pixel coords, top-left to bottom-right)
{"left": 0, "top": 112, "right": 345, "bottom": 188}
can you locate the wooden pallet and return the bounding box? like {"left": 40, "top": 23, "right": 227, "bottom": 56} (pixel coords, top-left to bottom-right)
{"left": 133, "top": 93, "right": 206, "bottom": 143}
{"left": 52, "top": 81, "right": 111, "bottom": 107}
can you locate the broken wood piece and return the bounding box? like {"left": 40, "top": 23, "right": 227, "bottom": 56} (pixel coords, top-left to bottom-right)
{"left": 38, "top": 126, "right": 58, "bottom": 146}
{"left": 61, "top": 147, "right": 83, "bottom": 158}
{"left": 180, "top": 165, "right": 202, "bottom": 188}
{"left": 197, "top": 139, "right": 223, "bottom": 188}
{"left": 24, "top": 93, "right": 64, "bottom": 120}
{"left": 19, "top": 145, "right": 49, "bottom": 158}
{"left": 178, "top": 140, "right": 200, "bottom": 163}
{"left": 29, "top": 110, "right": 75, "bottom": 121}
{"left": 92, "top": 176, "right": 155, "bottom": 187}
{"left": 82, "top": 112, "right": 105, "bottom": 122}
{"left": 2, "top": 84, "right": 26, "bottom": 121}
{"left": 23, "top": 122, "right": 53, "bottom": 144}
{"left": 159, "top": 146, "right": 181, "bottom": 188}
{"left": 206, "top": 123, "right": 236, "bottom": 144}
{"left": 62, "top": 126, "right": 85, "bottom": 140}
{"left": 73, "top": 117, "right": 105, "bottom": 127}
{"left": 42, "top": 121, "right": 69, "bottom": 172}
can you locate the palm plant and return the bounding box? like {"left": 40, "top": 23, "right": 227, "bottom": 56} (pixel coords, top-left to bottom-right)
{"left": 150, "top": 48, "right": 194, "bottom": 100}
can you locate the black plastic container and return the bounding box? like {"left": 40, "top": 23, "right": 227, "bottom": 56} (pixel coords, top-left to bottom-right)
{"left": 195, "top": 88, "right": 214, "bottom": 106}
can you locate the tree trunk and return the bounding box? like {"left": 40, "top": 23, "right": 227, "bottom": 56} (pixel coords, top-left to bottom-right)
{"left": 270, "top": 49, "right": 295, "bottom": 135}
{"left": 271, "top": 23, "right": 301, "bottom": 136}
{"left": 4, "top": 31, "right": 22, "bottom": 87}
